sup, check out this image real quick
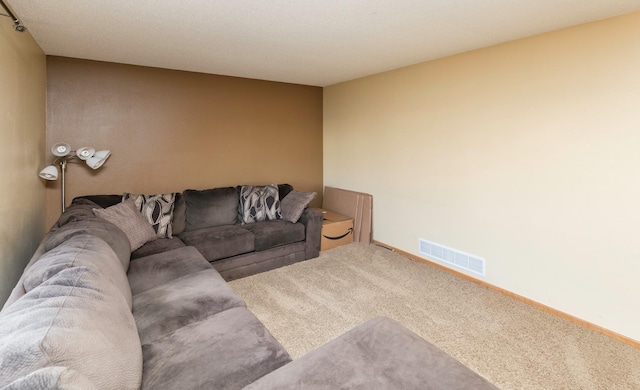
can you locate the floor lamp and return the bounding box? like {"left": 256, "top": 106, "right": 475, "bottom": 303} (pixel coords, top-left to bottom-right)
{"left": 39, "top": 143, "right": 111, "bottom": 213}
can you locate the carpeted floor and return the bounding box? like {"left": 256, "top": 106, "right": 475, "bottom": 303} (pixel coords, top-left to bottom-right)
{"left": 229, "top": 243, "right": 640, "bottom": 390}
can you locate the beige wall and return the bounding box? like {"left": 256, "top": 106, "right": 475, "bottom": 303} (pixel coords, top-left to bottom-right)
{"left": 324, "top": 12, "right": 640, "bottom": 342}
{"left": 45, "top": 57, "right": 323, "bottom": 227}
{"left": 0, "top": 24, "right": 46, "bottom": 304}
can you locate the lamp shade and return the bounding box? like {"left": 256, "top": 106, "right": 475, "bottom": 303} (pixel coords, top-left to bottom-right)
{"left": 39, "top": 165, "right": 59, "bottom": 180}
{"left": 94, "top": 150, "right": 111, "bottom": 160}
{"left": 51, "top": 143, "right": 71, "bottom": 157}
{"left": 76, "top": 147, "right": 95, "bottom": 160}
{"left": 86, "top": 150, "right": 110, "bottom": 169}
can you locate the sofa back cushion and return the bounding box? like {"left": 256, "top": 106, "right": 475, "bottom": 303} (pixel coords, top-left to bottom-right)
{"left": 171, "top": 192, "right": 186, "bottom": 235}
{"left": 53, "top": 198, "right": 102, "bottom": 228}
{"left": 72, "top": 194, "right": 122, "bottom": 209}
{"left": 27, "top": 234, "right": 133, "bottom": 310}
{"left": 2, "top": 367, "right": 98, "bottom": 389}
{"left": 46, "top": 200, "right": 132, "bottom": 271}
{"left": 183, "top": 187, "right": 239, "bottom": 231}
{"left": 0, "top": 265, "right": 142, "bottom": 389}
{"left": 44, "top": 218, "right": 132, "bottom": 272}
{"left": 278, "top": 183, "right": 294, "bottom": 201}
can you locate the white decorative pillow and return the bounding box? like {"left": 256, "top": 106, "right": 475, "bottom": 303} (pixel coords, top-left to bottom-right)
{"left": 93, "top": 199, "right": 157, "bottom": 251}
{"left": 123, "top": 193, "right": 176, "bottom": 238}
{"left": 280, "top": 190, "right": 317, "bottom": 223}
{"left": 238, "top": 184, "right": 282, "bottom": 224}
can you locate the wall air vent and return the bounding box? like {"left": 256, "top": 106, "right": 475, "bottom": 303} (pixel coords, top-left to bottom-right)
{"left": 419, "top": 238, "right": 485, "bottom": 276}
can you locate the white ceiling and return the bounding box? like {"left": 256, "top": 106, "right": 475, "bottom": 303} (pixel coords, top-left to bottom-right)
{"left": 7, "top": 1, "right": 640, "bottom": 86}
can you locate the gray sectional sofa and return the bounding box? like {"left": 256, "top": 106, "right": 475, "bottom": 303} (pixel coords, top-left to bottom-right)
{"left": 0, "top": 184, "right": 499, "bottom": 389}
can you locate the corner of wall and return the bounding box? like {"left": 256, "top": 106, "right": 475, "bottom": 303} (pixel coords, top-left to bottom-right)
{"left": 0, "top": 24, "right": 47, "bottom": 305}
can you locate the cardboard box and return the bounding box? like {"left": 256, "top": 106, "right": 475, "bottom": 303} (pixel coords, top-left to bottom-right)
{"left": 319, "top": 209, "right": 354, "bottom": 251}
{"left": 322, "top": 187, "right": 372, "bottom": 244}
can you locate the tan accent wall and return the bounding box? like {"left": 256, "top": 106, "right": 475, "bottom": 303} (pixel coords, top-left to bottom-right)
{"left": 0, "top": 24, "right": 46, "bottom": 304}
{"left": 324, "top": 12, "right": 640, "bottom": 342}
{"left": 45, "top": 57, "right": 323, "bottom": 227}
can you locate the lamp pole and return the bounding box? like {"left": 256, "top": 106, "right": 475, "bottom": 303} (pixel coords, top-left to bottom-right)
{"left": 60, "top": 158, "right": 67, "bottom": 213}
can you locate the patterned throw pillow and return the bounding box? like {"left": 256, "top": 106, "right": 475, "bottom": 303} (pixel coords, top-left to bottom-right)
{"left": 123, "top": 193, "right": 177, "bottom": 238}
{"left": 93, "top": 199, "right": 157, "bottom": 251}
{"left": 238, "top": 184, "right": 282, "bottom": 224}
{"left": 280, "top": 190, "right": 317, "bottom": 223}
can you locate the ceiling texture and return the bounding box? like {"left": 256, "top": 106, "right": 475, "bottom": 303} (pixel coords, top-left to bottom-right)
{"left": 7, "top": 1, "right": 640, "bottom": 86}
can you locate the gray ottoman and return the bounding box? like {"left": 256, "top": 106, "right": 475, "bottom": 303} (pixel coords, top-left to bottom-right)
{"left": 245, "top": 316, "right": 499, "bottom": 389}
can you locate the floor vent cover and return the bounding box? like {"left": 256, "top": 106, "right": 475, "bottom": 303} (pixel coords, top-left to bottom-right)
{"left": 419, "top": 238, "right": 485, "bottom": 276}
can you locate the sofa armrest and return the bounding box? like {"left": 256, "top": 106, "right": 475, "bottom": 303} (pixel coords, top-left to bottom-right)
{"left": 299, "top": 208, "right": 322, "bottom": 260}
{"left": 1, "top": 239, "right": 48, "bottom": 311}
{"left": 244, "top": 317, "right": 498, "bottom": 390}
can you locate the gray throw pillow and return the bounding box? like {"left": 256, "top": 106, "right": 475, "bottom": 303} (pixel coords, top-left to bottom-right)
{"left": 93, "top": 198, "right": 157, "bottom": 251}
{"left": 280, "top": 190, "right": 317, "bottom": 223}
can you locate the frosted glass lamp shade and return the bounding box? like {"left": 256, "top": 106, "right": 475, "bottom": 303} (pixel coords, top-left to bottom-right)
{"left": 94, "top": 150, "right": 111, "bottom": 160}
{"left": 51, "top": 143, "right": 71, "bottom": 157}
{"left": 76, "top": 147, "right": 95, "bottom": 160}
{"left": 39, "top": 165, "right": 59, "bottom": 180}
{"left": 86, "top": 157, "right": 105, "bottom": 169}
{"left": 86, "top": 150, "right": 110, "bottom": 169}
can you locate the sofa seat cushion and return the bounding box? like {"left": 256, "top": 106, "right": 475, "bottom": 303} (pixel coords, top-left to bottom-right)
{"left": 214, "top": 243, "right": 306, "bottom": 281}
{"left": 133, "top": 269, "right": 246, "bottom": 344}
{"left": 127, "top": 246, "right": 212, "bottom": 295}
{"left": 245, "top": 317, "right": 499, "bottom": 390}
{"left": 0, "top": 267, "right": 142, "bottom": 390}
{"left": 141, "top": 307, "right": 291, "bottom": 390}
{"left": 240, "top": 220, "right": 305, "bottom": 251}
{"left": 179, "top": 225, "right": 255, "bottom": 262}
{"left": 131, "top": 237, "right": 187, "bottom": 260}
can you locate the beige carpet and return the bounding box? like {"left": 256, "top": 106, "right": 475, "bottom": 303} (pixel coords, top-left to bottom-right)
{"left": 229, "top": 243, "right": 640, "bottom": 390}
